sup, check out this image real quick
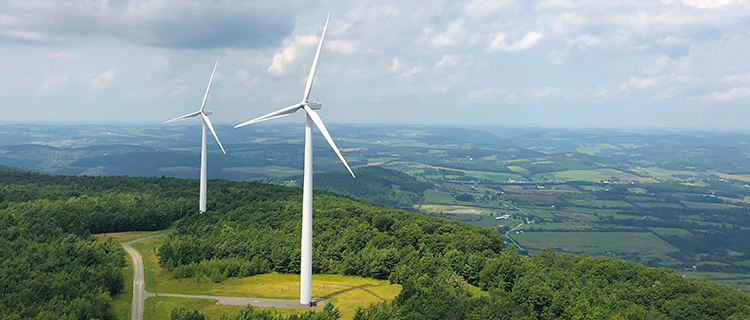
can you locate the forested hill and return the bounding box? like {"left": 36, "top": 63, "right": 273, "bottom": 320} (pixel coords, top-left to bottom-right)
{"left": 267, "top": 166, "right": 433, "bottom": 209}
{"left": 1, "top": 171, "right": 749, "bottom": 319}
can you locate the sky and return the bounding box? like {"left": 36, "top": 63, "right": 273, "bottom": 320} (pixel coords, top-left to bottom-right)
{"left": 1, "top": 0, "right": 750, "bottom": 129}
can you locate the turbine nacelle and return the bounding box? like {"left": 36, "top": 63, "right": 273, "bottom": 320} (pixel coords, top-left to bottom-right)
{"left": 305, "top": 101, "right": 322, "bottom": 110}
{"left": 203, "top": 110, "right": 213, "bottom": 115}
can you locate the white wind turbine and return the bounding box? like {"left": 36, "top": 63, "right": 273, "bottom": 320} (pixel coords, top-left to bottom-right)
{"left": 234, "top": 14, "right": 354, "bottom": 305}
{"left": 164, "top": 61, "right": 226, "bottom": 213}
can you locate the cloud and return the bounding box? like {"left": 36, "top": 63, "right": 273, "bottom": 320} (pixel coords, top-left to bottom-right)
{"left": 723, "top": 74, "right": 750, "bottom": 83}
{"left": 41, "top": 74, "right": 68, "bottom": 91}
{"left": 463, "top": 0, "right": 514, "bottom": 19}
{"left": 168, "top": 86, "right": 189, "bottom": 98}
{"left": 434, "top": 55, "right": 460, "bottom": 71}
{"left": 45, "top": 52, "right": 81, "bottom": 61}
{"left": 0, "top": 0, "right": 298, "bottom": 49}
{"left": 618, "top": 74, "right": 693, "bottom": 92}
{"left": 90, "top": 68, "right": 119, "bottom": 89}
{"left": 418, "top": 19, "right": 467, "bottom": 48}
{"left": 267, "top": 35, "right": 319, "bottom": 75}
{"left": 701, "top": 87, "right": 750, "bottom": 101}
{"left": 389, "top": 58, "right": 404, "bottom": 72}
{"left": 400, "top": 66, "right": 425, "bottom": 78}
{"left": 661, "top": 0, "right": 749, "bottom": 9}
{"left": 151, "top": 53, "right": 170, "bottom": 69}
{"left": 488, "top": 31, "right": 544, "bottom": 53}
{"left": 467, "top": 86, "right": 558, "bottom": 102}
{"left": 327, "top": 40, "right": 360, "bottom": 54}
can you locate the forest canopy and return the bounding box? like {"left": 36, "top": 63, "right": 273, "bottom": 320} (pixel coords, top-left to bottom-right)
{"left": 0, "top": 170, "right": 748, "bottom": 319}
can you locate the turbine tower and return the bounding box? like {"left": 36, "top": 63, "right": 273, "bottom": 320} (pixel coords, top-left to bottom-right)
{"left": 164, "top": 61, "right": 226, "bottom": 213}
{"left": 234, "top": 14, "right": 354, "bottom": 305}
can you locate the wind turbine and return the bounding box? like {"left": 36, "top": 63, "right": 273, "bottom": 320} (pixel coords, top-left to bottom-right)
{"left": 164, "top": 61, "right": 226, "bottom": 213}
{"left": 234, "top": 14, "right": 354, "bottom": 305}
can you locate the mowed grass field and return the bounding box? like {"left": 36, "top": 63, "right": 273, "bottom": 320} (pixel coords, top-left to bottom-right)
{"left": 130, "top": 236, "right": 402, "bottom": 320}
{"left": 514, "top": 231, "right": 679, "bottom": 257}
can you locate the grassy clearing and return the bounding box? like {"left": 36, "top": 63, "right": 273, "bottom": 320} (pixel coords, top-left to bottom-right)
{"left": 514, "top": 231, "right": 679, "bottom": 257}
{"left": 144, "top": 296, "right": 244, "bottom": 320}
{"left": 143, "top": 282, "right": 403, "bottom": 320}
{"left": 132, "top": 236, "right": 401, "bottom": 299}
{"left": 111, "top": 252, "right": 134, "bottom": 320}
{"left": 649, "top": 228, "right": 693, "bottom": 238}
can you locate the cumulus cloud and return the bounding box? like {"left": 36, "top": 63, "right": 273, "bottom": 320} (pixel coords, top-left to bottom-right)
{"left": 488, "top": 31, "right": 544, "bottom": 53}
{"left": 389, "top": 58, "right": 404, "bottom": 72}
{"left": 0, "top": 0, "right": 299, "bottom": 49}
{"left": 90, "top": 68, "right": 119, "bottom": 89}
{"left": 434, "top": 55, "right": 460, "bottom": 71}
{"left": 267, "top": 35, "right": 318, "bottom": 75}
{"left": 45, "top": 52, "right": 81, "bottom": 61}
{"left": 400, "top": 66, "right": 425, "bottom": 78}
{"left": 701, "top": 87, "right": 750, "bottom": 101}
{"left": 41, "top": 74, "right": 68, "bottom": 91}
{"left": 418, "top": 19, "right": 467, "bottom": 48}
{"left": 463, "top": 0, "right": 514, "bottom": 19}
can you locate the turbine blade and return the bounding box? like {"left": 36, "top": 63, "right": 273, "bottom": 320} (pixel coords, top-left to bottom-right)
{"left": 234, "top": 104, "right": 302, "bottom": 128}
{"left": 200, "top": 61, "right": 218, "bottom": 112}
{"left": 303, "top": 105, "right": 355, "bottom": 178}
{"left": 301, "top": 14, "right": 330, "bottom": 103}
{"left": 163, "top": 111, "right": 200, "bottom": 124}
{"left": 201, "top": 112, "right": 226, "bottom": 154}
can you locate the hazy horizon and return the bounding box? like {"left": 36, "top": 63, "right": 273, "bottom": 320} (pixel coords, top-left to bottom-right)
{"left": 1, "top": 0, "right": 749, "bottom": 128}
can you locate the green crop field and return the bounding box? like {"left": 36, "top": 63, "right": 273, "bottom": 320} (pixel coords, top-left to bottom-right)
{"left": 633, "top": 167, "right": 697, "bottom": 181}
{"left": 682, "top": 201, "right": 741, "bottom": 210}
{"left": 541, "top": 169, "right": 656, "bottom": 183}
{"left": 423, "top": 189, "right": 457, "bottom": 204}
{"left": 649, "top": 228, "right": 693, "bottom": 238}
{"left": 635, "top": 202, "right": 683, "bottom": 208}
{"left": 568, "top": 199, "right": 632, "bottom": 208}
{"left": 515, "top": 231, "right": 679, "bottom": 258}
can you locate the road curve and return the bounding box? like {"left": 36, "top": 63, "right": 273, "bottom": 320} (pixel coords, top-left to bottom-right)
{"left": 122, "top": 235, "right": 324, "bottom": 320}
{"left": 123, "top": 236, "right": 159, "bottom": 320}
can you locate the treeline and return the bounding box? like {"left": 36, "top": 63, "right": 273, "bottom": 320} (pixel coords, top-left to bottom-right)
{"left": 270, "top": 166, "right": 432, "bottom": 210}
{"left": 156, "top": 191, "right": 504, "bottom": 282}
{"left": 0, "top": 177, "right": 134, "bottom": 318}
{"left": 157, "top": 178, "right": 750, "bottom": 319}
{"left": 353, "top": 249, "right": 750, "bottom": 319}
{"left": 0, "top": 171, "right": 202, "bottom": 319}
{"left": 2, "top": 170, "right": 750, "bottom": 319}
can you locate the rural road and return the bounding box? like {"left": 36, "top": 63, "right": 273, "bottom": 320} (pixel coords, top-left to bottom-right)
{"left": 122, "top": 235, "right": 323, "bottom": 320}
{"left": 123, "top": 236, "right": 159, "bottom": 320}
{"left": 501, "top": 201, "right": 530, "bottom": 254}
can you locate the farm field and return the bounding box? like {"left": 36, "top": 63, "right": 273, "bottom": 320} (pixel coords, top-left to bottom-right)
{"left": 514, "top": 231, "right": 679, "bottom": 259}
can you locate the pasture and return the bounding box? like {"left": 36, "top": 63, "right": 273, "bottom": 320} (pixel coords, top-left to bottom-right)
{"left": 514, "top": 231, "right": 679, "bottom": 258}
